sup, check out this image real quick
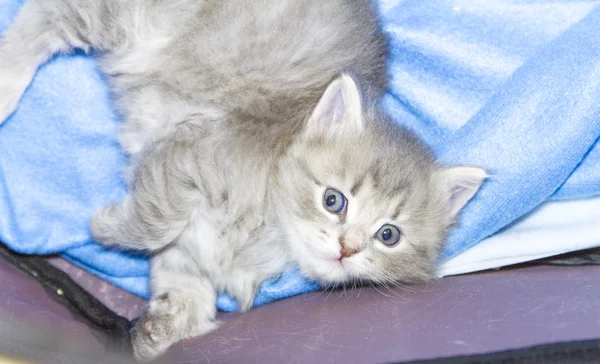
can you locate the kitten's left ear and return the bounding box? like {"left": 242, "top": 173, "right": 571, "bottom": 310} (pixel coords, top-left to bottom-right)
{"left": 438, "top": 166, "right": 488, "bottom": 220}
{"left": 305, "top": 74, "right": 364, "bottom": 139}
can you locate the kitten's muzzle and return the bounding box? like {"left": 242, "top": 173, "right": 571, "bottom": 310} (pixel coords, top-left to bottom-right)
{"left": 338, "top": 236, "right": 359, "bottom": 259}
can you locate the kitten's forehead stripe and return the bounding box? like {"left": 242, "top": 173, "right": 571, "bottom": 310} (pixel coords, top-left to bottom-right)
{"left": 297, "top": 158, "right": 322, "bottom": 186}
{"left": 392, "top": 201, "right": 405, "bottom": 221}
{"left": 391, "top": 187, "right": 412, "bottom": 220}
{"left": 370, "top": 163, "right": 383, "bottom": 189}
{"left": 350, "top": 173, "right": 367, "bottom": 196}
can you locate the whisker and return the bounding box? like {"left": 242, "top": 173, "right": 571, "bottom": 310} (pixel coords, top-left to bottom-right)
{"left": 373, "top": 284, "right": 393, "bottom": 298}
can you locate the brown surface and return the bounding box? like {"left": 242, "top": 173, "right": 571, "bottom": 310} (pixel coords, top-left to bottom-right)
{"left": 1, "top": 257, "right": 600, "bottom": 364}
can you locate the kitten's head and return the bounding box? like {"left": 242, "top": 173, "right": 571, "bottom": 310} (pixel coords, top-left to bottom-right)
{"left": 272, "top": 74, "right": 486, "bottom": 286}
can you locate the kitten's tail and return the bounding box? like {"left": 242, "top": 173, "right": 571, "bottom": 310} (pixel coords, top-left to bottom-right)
{"left": 0, "top": 1, "right": 112, "bottom": 123}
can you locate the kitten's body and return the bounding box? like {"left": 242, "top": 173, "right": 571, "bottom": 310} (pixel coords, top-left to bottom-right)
{"left": 89, "top": 0, "right": 387, "bottom": 155}
{"left": 0, "top": 0, "right": 486, "bottom": 361}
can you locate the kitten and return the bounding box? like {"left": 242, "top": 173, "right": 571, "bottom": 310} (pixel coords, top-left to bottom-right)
{"left": 0, "top": 0, "right": 486, "bottom": 361}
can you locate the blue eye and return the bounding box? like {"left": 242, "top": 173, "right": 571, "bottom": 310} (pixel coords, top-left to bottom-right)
{"left": 323, "top": 188, "right": 347, "bottom": 214}
{"left": 376, "top": 224, "right": 401, "bottom": 246}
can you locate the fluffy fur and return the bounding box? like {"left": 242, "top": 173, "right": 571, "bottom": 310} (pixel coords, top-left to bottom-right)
{"left": 0, "top": 0, "right": 486, "bottom": 361}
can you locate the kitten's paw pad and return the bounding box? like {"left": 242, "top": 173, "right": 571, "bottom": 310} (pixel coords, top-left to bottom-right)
{"left": 132, "top": 293, "right": 189, "bottom": 361}
{"left": 132, "top": 314, "right": 176, "bottom": 362}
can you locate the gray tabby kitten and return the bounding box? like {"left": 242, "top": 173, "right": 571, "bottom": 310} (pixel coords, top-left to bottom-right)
{"left": 0, "top": 0, "right": 486, "bottom": 361}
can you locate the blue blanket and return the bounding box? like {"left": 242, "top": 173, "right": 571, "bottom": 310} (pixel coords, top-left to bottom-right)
{"left": 1, "top": 0, "right": 599, "bottom": 312}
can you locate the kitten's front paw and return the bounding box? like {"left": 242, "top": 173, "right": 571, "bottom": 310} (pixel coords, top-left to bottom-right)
{"left": 132, "top": 294, "right": 183, "bottom": 361}
{"left": 227, "top": 271, "right": 259, "bottom": 312}
{"left": 132, "top": 313, "right": 176, "bottom": 362}
{"left": 132, "top": 293, "right": 219, "bottom": 361}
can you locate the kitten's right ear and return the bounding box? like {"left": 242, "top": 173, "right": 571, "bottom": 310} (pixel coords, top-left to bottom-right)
{"left": 438, "top": 166, "right": 488, "bottom": 221}
{"left": 304, "top": 74, "right": 364, "bottom": 139}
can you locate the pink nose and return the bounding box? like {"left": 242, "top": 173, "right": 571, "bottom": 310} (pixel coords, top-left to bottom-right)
{"left": 339, "top": 236, "right": 358, "bottom": 259}
{"left": 340, "top": 245, "right": 358, "bottom": 259}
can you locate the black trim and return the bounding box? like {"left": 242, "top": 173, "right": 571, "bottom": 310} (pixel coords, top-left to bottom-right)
{"left": 0, "top": 241, "right": 133, "bottom": 355}
{"left": 534, "top": 246, "right": 600, "bottom": 266}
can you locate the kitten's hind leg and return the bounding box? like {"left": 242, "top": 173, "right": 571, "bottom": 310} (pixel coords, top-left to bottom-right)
{"left": 0, "top": 0, "right": 122, "bottom": 122}
{"left": 0, "top": 2, "right": 70, "bottom": 121}
{"left": 134, "top": 248, "right": 219, "bottom": 361}
{"left": 90, "top": 123, "right": 206, "bottom": 251}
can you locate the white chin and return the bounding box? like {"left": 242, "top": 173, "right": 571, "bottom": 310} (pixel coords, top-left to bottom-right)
{"left": 304, "top": 259, "right": 352, "bottom": 284}
{"left": 289, "top": 232, "right": 352, "bottom": 283}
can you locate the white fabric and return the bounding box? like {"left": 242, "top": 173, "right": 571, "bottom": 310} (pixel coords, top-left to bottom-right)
{"left": 438, "top": 196, "right": 600, "bottom": 277}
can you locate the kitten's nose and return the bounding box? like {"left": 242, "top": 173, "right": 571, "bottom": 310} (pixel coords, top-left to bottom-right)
{"left": 340, "top": 245, "right": 358, "bottom": 259}
{"left": 339, "top": 236, "right": 358, "bottom": 259}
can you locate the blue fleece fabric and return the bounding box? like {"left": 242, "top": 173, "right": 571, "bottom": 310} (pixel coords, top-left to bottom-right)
{"left": 1, "top": 0, "right": 599, "bottom": 311}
